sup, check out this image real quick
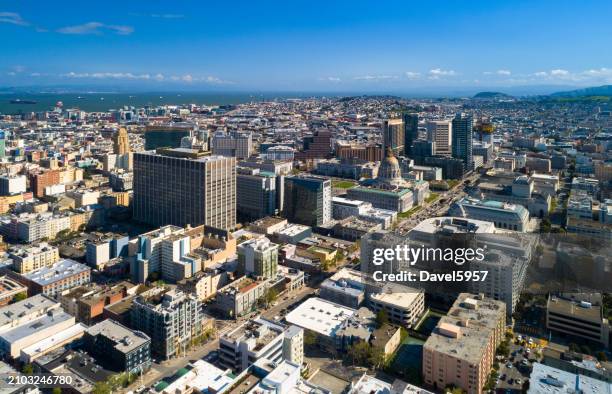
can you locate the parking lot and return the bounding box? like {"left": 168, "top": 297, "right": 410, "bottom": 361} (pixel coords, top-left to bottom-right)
{"left": 495, "top": 335, "right": 543, "bottom": 392}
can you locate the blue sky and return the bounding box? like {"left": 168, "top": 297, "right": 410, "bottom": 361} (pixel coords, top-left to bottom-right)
{"left": 2, "top": 0, "right": 612, "bottom": 93}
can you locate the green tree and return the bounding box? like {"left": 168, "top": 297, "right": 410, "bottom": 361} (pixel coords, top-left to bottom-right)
{"left": 265, "top": 288, "right": 279, "bottom": 306}
{"left": 375, "top": 310, "right": 389, "bottom": 328}
{"left": 52, "top": 388, "right": 62, "bottom": 394}
{"left": 92, "top": 381, "right": 112, "bottom": 394}
{"left": 347, "top": 341, "right": 371, "bottom": 366}
{"left": 596, "top": 351, "right": 608, "bottom": 362}
{"left": 12, "top": 292, "right": 27, "bottom": 303}
{"left": 304, "top": 331, "right": 317, "bottom": 347}
{"left": 496, "top": 340, "right": 510, "bottom": 357}
{"left": 368, "top": 346, "right": 386, "bottom": 369}
{"left": 21, "top": 364, "right": 33, "bottom": 375}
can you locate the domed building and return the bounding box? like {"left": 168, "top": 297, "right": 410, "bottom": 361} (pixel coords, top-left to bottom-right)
{"left": 375, "top": 147, "right": 410, "bottom": 188}
{"left": 346, "top": 146, "right": 429, "bottom": 213}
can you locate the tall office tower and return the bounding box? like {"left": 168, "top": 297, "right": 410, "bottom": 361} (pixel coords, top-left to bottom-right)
{"left": 236, "top": 167, "right": 277, "bottom": 221}
{"left": 411, "top": 140, "right": 436, "bottom": 164}
{"left": 238, "top": 237, "right": 279, "bottom": 279}
{"left": 382, "top": 119, "right": 405, "bottom": 156}
{"left": 144, "top": 124, "right": 195, "bottom": 150}
{"left": 0, "top": 130, "right": 5, "bottom": 158}
{"left": 133, "top": 148, "right": 236, "bottom": 229}
{"left": 452, "top": 113, "right": 474, "bottom": 171}
{"left": 426, "top": 120, "right": 452, "bottom": 155}
{"left": 283, "top": 175, "right": 332, "bottom": 227}
{"left": 212, "top": 130, "right": 254, "bottom": 159}
{"left": 402, "top": 113, "right": 419, "bottom": 156}
{"left": 113, "top": 127, "right": 130, "bottom": 155}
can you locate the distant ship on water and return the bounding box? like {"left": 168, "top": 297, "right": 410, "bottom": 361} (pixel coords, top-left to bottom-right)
{"left": 10, "top": 99, "right": 37, "bottom": 104}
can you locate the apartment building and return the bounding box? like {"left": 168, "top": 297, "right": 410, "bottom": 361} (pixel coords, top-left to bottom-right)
{"left": 422, "top": 294, "right": 506, "bottom": 394}
{"left": 219, "top": 317, "right": 303, "bottom": 372}
{"left": 130, "top": 288, "right": 206, "bottom": 359}
{"left": 9, "top": 242, "right": 60, "bottom": 273}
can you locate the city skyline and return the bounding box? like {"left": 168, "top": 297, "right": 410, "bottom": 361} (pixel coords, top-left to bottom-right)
{"left": 2, "top": 0, "right": 612, "bottom": 94}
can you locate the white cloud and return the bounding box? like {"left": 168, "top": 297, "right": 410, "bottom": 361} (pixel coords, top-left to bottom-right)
{"left": 354, "top": 75, "right": 397, "bottom": 81}
{"left": 0, "top": 12, "right": 29, "bottom": 26}
{"left": 550, "top": 69, "right": 569, "bottom": 76}
{"left": 57, "top": 22, "right": 134, "bottom": 35}
{"left": 30, "top": 72, "right": 41, "bottom": 77}
{"left": 61, "top": 72, "right": 152, "bottom": 79}
{"left": 533, "top": 71, "right": 548, "bottom": 77}
{"left": 154, "top": 73, "right": 165, "bottom": 81}
{"left": 181, "top": 74, "right": 193, "bottom": 82}
{"left": 405, "top": 71, "right": 421, "bottom": 80}
{"left": 319, "top": 76, "right": 341, "bottom": 82}
{"left": 496, "top": 69, "right": 511, "bottom": 76}
{"left": 428, "top": 68, "right": 456, "bottom": 79}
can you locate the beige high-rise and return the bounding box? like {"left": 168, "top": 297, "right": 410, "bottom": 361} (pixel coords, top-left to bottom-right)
{"left": 426, "top": 120, "right": 452, "bottom": 155}
{"left": 113, "top": 127, "right": 130, "bottom": 155}
{"left": 423, "top": 293, "right": 506, "bottom": 394}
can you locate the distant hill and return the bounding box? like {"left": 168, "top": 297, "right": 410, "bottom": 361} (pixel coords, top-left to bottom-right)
{"left": 550, "top": 85, "right": 612, "bottom": 97}
{"left": 472, "top": 91, "right": 512, "bottom": 99}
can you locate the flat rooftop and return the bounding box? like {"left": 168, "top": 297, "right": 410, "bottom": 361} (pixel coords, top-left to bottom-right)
{"left": 285, "top": 297, "right": 355, "bottom": 337}
{"left": 0, "top": 310, "right": 74, "bottom": 344}
{"left": 223, "top": 317, "right": 284, "bottom": 348}
{"left": 369, "top": 288, "right": 422, "bottom": 309}
{"left": 137, "top": 148, "right": 231, "bottom": 162}
{"left": 0, "top": 294, "right": 59, "bottom": 329}
{"left": 86, "top": 319, "right": 150, "bottom": 353}
{"left": 423, "top": 293, "right": 505, "bottom": 364}
{"left": 21, "top": 323, "right": 87, "bottom": 359}
{"left": 548, "top": 296, "right": 603, "bottom": 323}
{"left": 22, "top": 259, "right": 90, "bottom": 286}
{"left": 528, "top": 362, "right": 612, "bottom": 394}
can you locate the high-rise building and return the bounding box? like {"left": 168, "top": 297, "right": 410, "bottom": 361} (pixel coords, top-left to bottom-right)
{"left": 236, "top": 167, "right": 277, "bottom": 221}
{"left": 0, "top": 130, "right": 6, "bottom": 158}
{"left": 133, "top": 148, "right": 236, "bottom": 230}
{"left": 212, "top": 131, "right": 253, "bottom": 159}
{"left": 238, "top": 237, "right": 279, "bottom": 279}
{"left": 130, "top": 288, "right": 205, "bottom": 359}
{"left": 283, "top": 175, "right": 332, "bottom": 226}
{"left": 426, "top": 120, "right": 452, "bottom": 156}
{"left": 113, "top": 127, "right": 130, "bottom": 155}
{"left": 296, "top": 128, "right": 333, "bottom": 160}
{"left": 403, "top": 113, "right": 419, "bottom": 156}
{"left": 382, "top": 119, "right": 405, "bottom": 156}
{"left": 335, "top": 141, "right": 383, "bottom": 162}
{"left": 28, "top": 170, "right": 60, "bottom": 198}
{"left": 451, "top": 113, "right": 474, "bottom": 171}
{"left": 144, "top": 124, "right": 194, "bottom": 150}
